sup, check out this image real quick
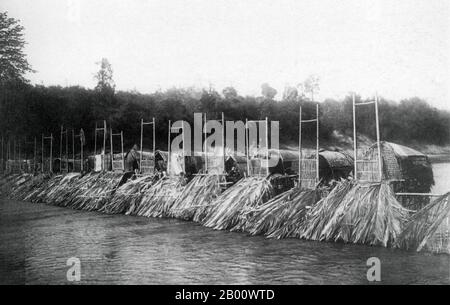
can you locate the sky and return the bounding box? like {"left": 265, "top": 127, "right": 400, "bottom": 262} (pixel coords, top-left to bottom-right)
{"left": 2, "top": 0, "right": 449, "bottom": 109}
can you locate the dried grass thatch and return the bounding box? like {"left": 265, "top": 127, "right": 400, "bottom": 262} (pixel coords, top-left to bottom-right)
{"left": 30, "top": 175, "right": 66, "bottom": 203}
{"left": 169, "top": 174, "right": 223, "bottom": 222}
{"left": 6, "top": 174, "right": 35, "bottom": 198}
{"left": 43, "top": 173, "right": 83, "bottom": 205}
{"left": 246, "top": 187, "right": 319, "bottom": 238}
{"left": 100, "top": 175, "right": 157, "bottom": 214}
{"left": 202, "top": 177, "right": 274, "bottom": 231}
{"left": 300, "top": 180, "right": 354, "bottom": 241}
{"left": 0, "top": 173, "right": 28, "bottom": 196}
{"left": 397, "top": 192, "right": 450, "bottom": 254}
{"left": 8, "top": 173, "right": 50, "bottom": 201}
{"left": 316, "top": 182, "right": 409, "bottom": 247}
{"left": 128, "top": 176, "right": 185, "bottom": 217}
{"left": 65, "top": 172, "right": 123, "bottom": 211}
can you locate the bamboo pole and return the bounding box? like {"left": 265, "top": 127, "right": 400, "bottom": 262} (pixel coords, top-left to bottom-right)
{"left": 65, "top": 128, "right": 68, "bottom": 172}
{"left": 80, "top": 132, "right": 84, "bottom": 173}
{"left": 103, "top": 120, "right": 106, "bottom": 172}
{"left": 140, "top": 118, "right": 143, "bottom": 171}
{"left": 121, "top": 131, "right": 124, "bottom": 171}
{"left": 375, "top": 93, "right": 382, "bottom": 182}
{"left": 396, "top": 193, "right": 442, "bottom": 197}
{"left": 167, "top": 120, "right": 171, "bottom": 176}
{"left": 265, "top": 117, "right": 269, "bottom": 176}
{"left": 41, "top": 134, "right": 44, "bottom": 173}
{"left": 110, "top": 127, "right": 113, "bottom": 171}
{"left": 60, "top": 125, "right": 63, "bottom": 168}
{"left": 298, "top": 106, "right": 302, "bottom": 187}
{"left": 34, "top": 137, "right": 37, "bottom": 173}
{"left": 152, "top": 117, "right": 155, "bottom": 155}
{"left": 222, "top": 112, "right": 225, "bottom": 175}
{"left": 18, "top": 139, "right": 21, "bottom": 172}
{"left": 94, "top": 122, "right": 97, "bottom": 156}
{"left": 49, "top": 134, "right": 53, "bottom": 173}
{"left": 245, "top": 118, "right": 250, "bottom": 176}
{"left": 316, "top": 103, "right": 320, "bottom": 182}
{"left": 72, "top": 129, "right": 75, "bottom": 172}
{"left": 13, "top": 137, "right": 16, "bottom": 166}
{"left": 204, "top": 113, "right": 208, "bottom": 173}
{"left": 352, "top": 93, "right": 357, "bottom": 180}
{"left": 7, "top": 138, "right": 10, "bottom": 173}
{"left": 182, "top": 120, "right": 185, "bottom": 173}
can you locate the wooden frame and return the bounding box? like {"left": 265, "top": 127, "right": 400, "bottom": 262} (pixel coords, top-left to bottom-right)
{"left": 42, "top": 133, "right": 53, "bottom": 173}
{"left": 203, "top": 112, "right": 226, "bottom": 175}
{"left": 245, "top": 118, "right": 269, "bottom": 177}
{"left": 94, "top": 120, "right": 107, "bottom": 172}
{"left": 352, "top": 93, "right": 383, "bottom": 182}
{"left": 140, "top": 118, "right": 156, "bottom": 175}
{"left": 23, "top": 137, "right": 38, "bottom": 173}
{"left": 298, "top": 104, "right": 320, "bottom": 189}
{"left": 60, "top": 125, "right": 69, "bottom": 173}
{"left": 110, "top": 128, "right": 125, "bottom": 172}
{"left": 72, "top": 129, "right": 84, "bottom": 172}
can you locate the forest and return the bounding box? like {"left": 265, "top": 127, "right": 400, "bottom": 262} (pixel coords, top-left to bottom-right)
{"left": 1, "top": 79, "right": 450, "bottom": 155}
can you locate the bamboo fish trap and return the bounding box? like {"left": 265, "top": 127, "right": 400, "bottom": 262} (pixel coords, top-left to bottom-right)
{"left": 202, "top": 177, "right": 274, "bottom": 231}
{"left": 246, "top": 187, "right": 319, "bottom": 238}
{"left": 318, "top": 182, "right": 410, "bottom": 247}
{"left": 100, "top": 175, "right": 158, "bottom": 214}
{"left": 397, "top": 192, "right": 450, "bottom": 254}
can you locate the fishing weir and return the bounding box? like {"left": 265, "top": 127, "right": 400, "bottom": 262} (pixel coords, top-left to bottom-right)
{"left": 0, "top": 95, "right": 449, "bottom": 255}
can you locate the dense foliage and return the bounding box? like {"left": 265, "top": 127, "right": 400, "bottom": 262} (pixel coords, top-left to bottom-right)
{"left": 1, "top": 82, "right": 449, "bottom": 156}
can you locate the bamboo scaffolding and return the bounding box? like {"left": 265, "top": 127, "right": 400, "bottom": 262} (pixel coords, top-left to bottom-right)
{"left": 110, "top": 128, "right": 125, "bottom": 172}
{"left": 41, "top": 134, "right": 53, "bottom": 173}
{"left": 140, "top": 117, "right": 156, "bottom": 175}
{"left": 353, "top": 93, "right": 382, "bottom": 182}
{"left": 298, "top": 104, "right": 319, "bottom": 189}
{"left": 94, "top": 120, "right": 107, "bottom": 171}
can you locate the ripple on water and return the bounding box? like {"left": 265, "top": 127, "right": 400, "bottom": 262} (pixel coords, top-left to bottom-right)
{"left": 0, "top": 199, "right": 449, "bottom": 284}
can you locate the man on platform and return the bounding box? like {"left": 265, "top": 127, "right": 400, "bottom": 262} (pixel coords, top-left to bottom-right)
{"left": 118, "top": 144, "right": 140, "bottom": 186}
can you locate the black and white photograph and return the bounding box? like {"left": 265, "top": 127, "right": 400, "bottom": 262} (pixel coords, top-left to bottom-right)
{"left": 0, "top": 0, "right": 449, "bottom": 291}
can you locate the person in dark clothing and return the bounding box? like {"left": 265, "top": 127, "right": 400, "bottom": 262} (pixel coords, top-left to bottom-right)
{"left": 118, "top": 144, "right": 140, "bottom": 187}
{"left": 125, "top": 144, "right": 140, "bottom": 173}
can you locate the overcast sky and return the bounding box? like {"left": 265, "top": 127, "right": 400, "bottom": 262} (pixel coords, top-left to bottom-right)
{"left": 2, "top": 0, "right": 449, "bottom": 109}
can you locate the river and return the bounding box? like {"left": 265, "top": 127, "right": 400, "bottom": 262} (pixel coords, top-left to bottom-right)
{"left": 0, "top": 163, "right": 449, "bottom": 285}
{"left": 432, "top": 162, "right": 450, "bottom": 195}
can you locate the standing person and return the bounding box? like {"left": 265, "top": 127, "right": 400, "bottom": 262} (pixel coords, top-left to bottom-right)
{"left": 125, "top": 144, "right": 140, "bottom": 173}
{"left": 118, "top": 144, "right": 140, "bottom": 186}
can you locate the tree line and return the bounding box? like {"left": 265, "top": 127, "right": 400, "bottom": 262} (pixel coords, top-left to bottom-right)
{"left": 1, "top": 81, "right": 449, "bottom": 156}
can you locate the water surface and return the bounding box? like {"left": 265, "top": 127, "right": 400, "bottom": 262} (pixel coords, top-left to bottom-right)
{"left": 0, "top": 199, "right": 448, "bottom": 285}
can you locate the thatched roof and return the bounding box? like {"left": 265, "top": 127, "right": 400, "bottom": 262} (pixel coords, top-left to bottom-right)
{"left": 251, "top": 149, "right": 298, "bottom": 162}
{"left": 366, "top": 142, "right": 434, "bottom": 193}
{"left": 319, "top": 149, "right": 353, "bottom": 170}
{"left": 226, "top": 154, "right": 248, "bottom": 164}
{"left": 384, "top": 142, "right": 426, "bottom": 159}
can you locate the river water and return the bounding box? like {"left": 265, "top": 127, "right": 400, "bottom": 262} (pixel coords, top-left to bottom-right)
{"left": 432, "top": 162, "right": 450, "bottom": 195}
{"left": 0, "top": 164, "right": 449, "bottom": 285}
